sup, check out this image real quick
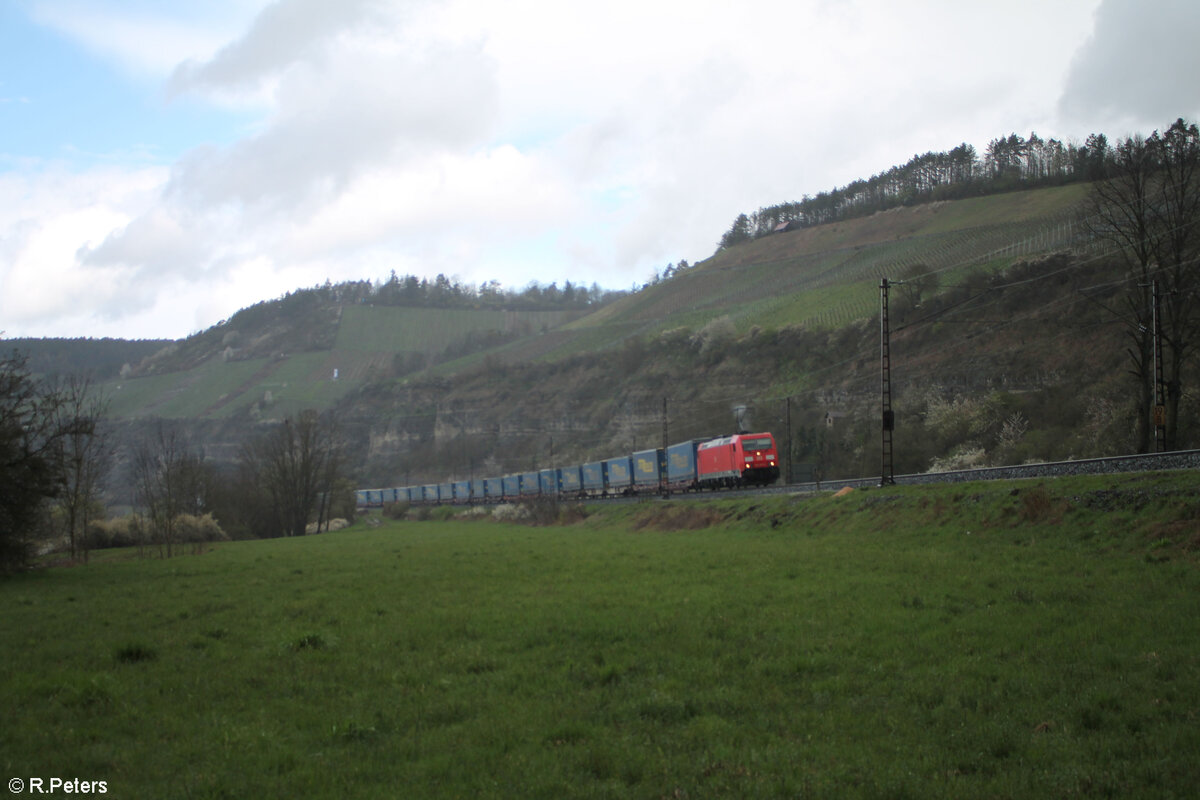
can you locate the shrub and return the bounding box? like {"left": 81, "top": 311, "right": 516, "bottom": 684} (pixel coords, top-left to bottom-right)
{"left": 928, "top": 447, "right": 988, "bottom": 473}
{"left": 524, "top": 497, "right": 562, "bottom": 526}
{"left": 382, "top": 501, "right": 410, "bottom": 520}
{"left": 656, "top": 327, "right": 693, "bottom": 355}
{"left": 488, "top": 499, "right": 588, "bottom": 526}
{"left": 305, "top": 518, "right": 351, "bottom": 534}
{"left": 0, "top": 535, "right": 31, "bottom": 576}
{"left": 1017, "top": 486, "right": 1069, "bottom": 524}
{"left": 456, "top": 506, "right": 492, "bottom": 519}
{"left": 86, "top": 516, "right": 145, "bottom": 549}
{"left": 492, "top": 504, "right": 532, "bottom": 523}
{"left": 87, "top": 514, "right": 227, "bottom": 549}
{"left": 175, "top": 513, "right": 229, "bottom": 543}
{"left": 692, "top": 316, "right": 737, "bottom": 361}
{"left": 556, "top": 503, "right": 589, "bottom": 525}
{"left": 632, "top": 506, "right": 727, "bottom": 531}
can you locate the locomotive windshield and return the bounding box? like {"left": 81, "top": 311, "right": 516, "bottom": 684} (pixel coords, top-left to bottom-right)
{"left": 741, "top": 437, "right": 773, "bottom": 451}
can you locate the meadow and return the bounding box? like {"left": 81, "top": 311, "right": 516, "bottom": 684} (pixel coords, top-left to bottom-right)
{"left": 2, "top": 472, "right": 1198, "bottom": 798}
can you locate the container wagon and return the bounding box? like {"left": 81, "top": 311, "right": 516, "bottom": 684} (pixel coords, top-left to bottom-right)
{"left": 604, "top": 456, "right": 633, "bottom": 495}
{"left": 632, "top": 448, "right": 665, "bottom": 493}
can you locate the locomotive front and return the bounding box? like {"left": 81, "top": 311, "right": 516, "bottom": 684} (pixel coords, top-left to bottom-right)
{"left": 696, "top": 432, "right": 781, "bottom": 488}
{"left": 735, "top": 433, "right": 780, "bottom": 485}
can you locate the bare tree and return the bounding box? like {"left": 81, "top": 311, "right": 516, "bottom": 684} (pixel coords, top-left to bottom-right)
{"left": 1082, "top": 134, "right": 1158, "bottom": 452}
{"left": 242, "top": 410, "right": 343, "bottom": 537}
{"left": 52, "top": 376, "right": 111, "bottom": 563}
{"left": 0, "top": 351, "right": 98, "bottom": 572}
{"left": 132, "top": 423, "right": 207, "bottom": 558}
{"left": 894, "top": 262, "right": 940, "bottom": 321}
{"left": 1147, "top": 119, "right": 1200, "bottom": 446}
{"left": 313, "top": 413, "right": 346, "bottom": 533}
{"left": 1084, "top": 119, "right": 1200, "bottom": 450}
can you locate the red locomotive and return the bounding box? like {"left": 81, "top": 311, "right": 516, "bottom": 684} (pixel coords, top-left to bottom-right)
{"left": 696, "top": 432, "right": 780, "bottom": 489}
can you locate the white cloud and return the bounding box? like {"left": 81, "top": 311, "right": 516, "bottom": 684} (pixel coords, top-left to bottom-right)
{"left": 164, "top": 48, "right": 494, "bottom": 211}
{"left": 167, "top": 0, "right": 393, "bottom": 96}
{"left": 0, "top": 165, "right": 168, "bottom": 335}
{"left": 11, "top": 0, "right": 1200, "bottom": 340}
{"left": 1059, "top": 0, "right": 1200, "bottom": 133}
{"left": 79, "top": 6, "right": 500, "bottom": 294}
{"left": 280, "top": 144, "right": 575, "bottom": 259}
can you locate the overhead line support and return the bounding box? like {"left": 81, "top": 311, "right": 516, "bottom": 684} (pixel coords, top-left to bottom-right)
{"left": 880, "top": 278, "right": 896, "bottom": 486}
{"left": 1152, "top": 279, "right": 1166, "bottom": 453}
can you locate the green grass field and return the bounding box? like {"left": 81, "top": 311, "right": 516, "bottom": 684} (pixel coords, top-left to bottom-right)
{"left": 3, "top": 472, "right": 1198, "bottom": 798}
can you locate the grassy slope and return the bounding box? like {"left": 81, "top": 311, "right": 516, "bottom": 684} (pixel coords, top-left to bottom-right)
{"left": 99, "top": 185, "right": 1087, "bottom": 420}
{"left": 573, "top": 184, "right": 1087, "bottom": 337}
{"left": 446, "top": 184, "right": 1085, "bottom": 373}
{"left": 103, "top": 306, "right": 586, "bottom": 420}
{"left": 3, "top": 469, "right": 1197, "bottom": 798}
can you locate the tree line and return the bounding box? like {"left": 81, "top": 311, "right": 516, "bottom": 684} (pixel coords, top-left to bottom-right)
{"left": 1081, "top": 118, "right": 1200, "bottom": 452}
{"left": 1, "top": 353, "right": 113, "bottom": 571}
{"left": 227, "top": 273, "right": 626, "bottom": 323}
{"left": 717, "top": 128, "right": 1116, "bottom": 248}
{"left": 7, "top": 338, "right": 169, "bottom": 381}
{"left": 127, "top": 412, "right": 353, "bottom": 556}
{"left": 371, "top": 272, "right": 624, "bottom": 311}
{"left": 0, "top": 348, "right": 353, "bottom": 573}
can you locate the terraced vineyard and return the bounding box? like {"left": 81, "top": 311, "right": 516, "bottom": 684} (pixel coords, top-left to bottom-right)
{"left": 104, "top": 306, "right": 588, "bottom": 419}
{"left": 100, "top": 184, "right": 1088, "bottom": 419}
{"left": 569, "top": 186, "right": 1087, "bottom": 338}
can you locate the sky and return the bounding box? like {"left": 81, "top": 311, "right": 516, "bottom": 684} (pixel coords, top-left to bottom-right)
{"left": 2, "top": 0, "right": 1199, "bottom": 341}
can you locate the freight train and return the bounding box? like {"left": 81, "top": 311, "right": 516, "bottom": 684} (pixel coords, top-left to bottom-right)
{"left": 355, "top": 432, "right": 780, "bottom": 507}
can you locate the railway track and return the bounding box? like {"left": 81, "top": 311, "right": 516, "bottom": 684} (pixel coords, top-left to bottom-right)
{"left": 593, "top": 449, "right": 1200, "bottom": 504}
{"left": 667, "top": 449, "right": 1200, "bottom": 502}
{"left": 367, "top": 450, "right": 1200, "bottom": 509}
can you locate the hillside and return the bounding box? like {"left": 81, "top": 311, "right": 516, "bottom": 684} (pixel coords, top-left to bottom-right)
{"left": 104, "top": 305, "right": 589, "bottom": 420}
{"left": 567, "top": 185, "right": 1086, "bottom": 339}
{"left": 81, "top": 180, "right": 1192, "bottom": 493}
{"left": 100, "top": 185, "right": 1086, "bottom": 420}
{"left": 334, "top": 183, "right": 1164, "bottom": 487}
